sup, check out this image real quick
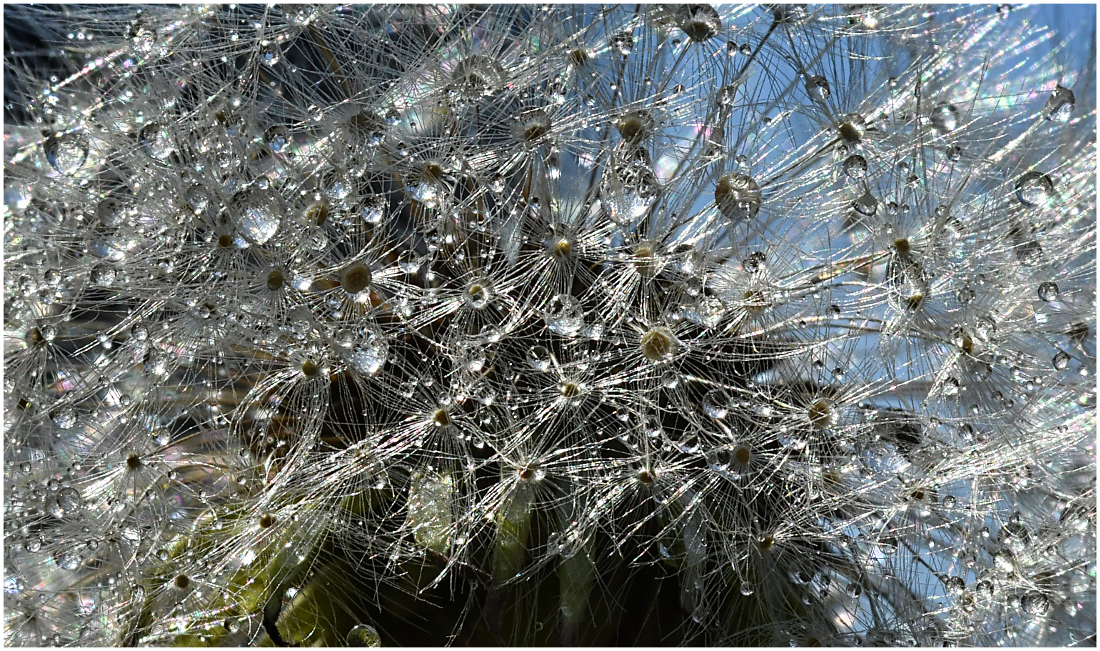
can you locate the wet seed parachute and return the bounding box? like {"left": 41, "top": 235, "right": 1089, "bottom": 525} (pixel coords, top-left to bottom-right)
{"left": 4, "top": 4, "right": 1096, "bottom": 646}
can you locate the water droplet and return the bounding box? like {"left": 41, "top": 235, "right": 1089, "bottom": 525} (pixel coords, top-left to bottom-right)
{"left": 56, "top": 487, "right": 81, "bottom": 512}
{"left": 845, "top": 583, "right": 862, "bottom": 598}
{"left": 842, "top": 154, "right": 868, "bottom": 179}
{"left": 1037, "top": 281, "right": 1059, "bottom": 302}
{"left": 265, "top": 125, "right": 289, "bottom": 153}
{"left": 805, "top": 75, "right": 830, "bottom": 101}
{"left": 545, "top": 294, "right": 583, "bottom": 336}
{"left": 234, "top": 192, "right": 280, "bottom": 245}
{"left": 739, "top": 581, "right": 754, "bottom": 596}
{"left": 139, "top": 123, "right": 174, "bottom": 160}
{"left": 945, "top": 144, "right": 962, "bottom": 161}
{"left": 1015, "top": 171, "right": 1054, "bottom": 208}
{"left": 702, "top": 388, "right": 730, "bottom": 419}
{"left": 603, "top": 162, "right": 660, "bottom": 225}
{"left": 53, "top": 407, "right": 77, "bottom": 429}
{"left": 612, "top": 31, "right": 634, "bottom": 56}
{"left": 351, "top": 330, "right": 388, "bottom": 376}
{"left": 464, "top": 279, "right": 492, "bottom": 309}
{"left": 1044, "top": 84, "right": 1074, "bottom": 122}
{"left": 90, "top": 265, "right": 116, "bottom": 287}
{"left": 361, "top": 194, "right": 386, "bottom": 225}
{"left": 944, "top": 576, "right": 965, "bottom": 596}
{"left": 527, "top": 345, "right": 552, "bottom": 372}
{"left": 260, "top": 40, "right": 280, "bottom": 66}
{"left": 739, "top": 43, "right": 752, "bottom": 55}
{"left": 852, "top": 190, "right": 877, "bottom": 216}
{"left": 1052, "top": 351, "right": 1070, "bottom": 370}
{"left": 715, "top": 173, "right": 761, "bottom": 221}
{"left": 43, "top": 132, "right": 88, "bottom": 175}
{"left": 1021, "top": 592, "right": 1049, "bottom": 616}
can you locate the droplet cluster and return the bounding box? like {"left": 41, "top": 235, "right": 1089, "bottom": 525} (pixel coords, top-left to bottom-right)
{"left": 3, "top": 4, "right": 1095, "bottom": 647}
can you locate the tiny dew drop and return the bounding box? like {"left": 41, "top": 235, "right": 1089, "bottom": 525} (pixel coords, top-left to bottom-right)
{"left": 739, "top": 581, "right": 754, "bottom": 596}
{"left": 527, "top": 345, "right": 552, "bottom": 372}
{"left": 1043, "top": 84, "right": 1074, "bottom": 122}
{"left": 805, "top": 75, "right": 830, "bottom": 101}
{"left": 1052, "top": 351, "right": 1070, "bottom": 370}
{"left": 1037, "top": 282, "right": 1059, "bottom": 302}
{"left": 259, "top": 40, "right": 281, "bottom": 66}
{"left": 346, "top": 623, "right": 381, "bottom": 646}
{"left": 140, "top": 122, "right": 174, "bottom": 160}
{"left": 1015, "top": 171, "right": 1054, "bottom": 208}
{"left": 43, "top": 131, "right": 89, "bottom": 175}
{"left": 842, "top": 154, "right": 868, "bottom": 179}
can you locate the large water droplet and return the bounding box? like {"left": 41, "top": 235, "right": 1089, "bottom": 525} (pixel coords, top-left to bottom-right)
{"left": 346, "top": 623, "right": 381, "bottom": 647}
{"left": 603, "top": 162, "right": 660, "bottom": 225}
{"left": 842, "top": 154, "right": 868, "bottom": 179}
{"left": 56, "top": 487, "right": 81, "bottom": 513}
{"left": 260, "top": 40, "right": 281, "bottom": 66}
{"left": 1015, "top": 171, "right": 1054, "bottom": 208}
{"left": 1037, "top": 282, "right": 1059, "bottom": 302}
{"left": 1052, "top": 351, "right": 1070, "bottom": 370}
{"left": 234, "top": 191, "right": 280, "bottom": 245}
{"left": 351, "top": 330, "right": 388, "bottom": 376}
{"left": 527, "top": 345, "right": 552, "bottom": 372}
{"left": 53, "top": 407, "right": 77, "bottom": 429}
{"left": 43, "top": 132, "right": 88, "bottom": 175}
{"left": 702, "top": 388, "right": 730, "bottom": 419}
{"left": 140, "top": 123, "right": 174, "bottom": 160}
{"left": 545, "top": 294, "right": 583, "bottom": 336}
{"left": 677, "top": 5, "right": 721, "bottom": 42}
{"left": 1021, "top": 592, "right": 1049, "bottom": 616}
{"left": 1043, "top": 84, "right": 1074, "bottom": 122}
{"left": 805, "top": 75, "right": 830, "bottom": 101}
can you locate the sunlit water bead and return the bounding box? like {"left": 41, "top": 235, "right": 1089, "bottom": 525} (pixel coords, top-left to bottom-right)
{"left": 52, "top": 406, "right": 78, "bottom": 429}
{"left": 602, "top": 163, "right": 660, "bottom": 225}
{"left": 545, "top": 293, "right": 584, "bottom": 336}
{"left": 805, "top": 75, "right": 830, "bottom": 102}
{"left": 842, "top": 154, "right": 868, "bottom": 179}
{"left": 1052, "top": 350, "right": 1071, "bottom": 370}
{"left": 55, "top": 487, "right": 81, "bottom": 513}
{"left": 715, "top": 173, "right": 761, "bottom": 221}
{"left": 701, "top": 388, "right": 730, "bottom": 419}
{"left": 349, "top": 329, "right": 388, "bottom": 376}
{"left": 232, "top": 190, "right": 280, "bottom": 245}
{"left": 1015, "top": 171, "right": 1054, "bottom": 208}
{"left": 346, "top": 623, "right": 381, "bottom": 646}
{"left": 1021, "top": 592, "right": 1050, "bottom": 616}
{"left": 1037, "top": 281, "right": 1059, "bottom": 303}
{"left": 42, "top": 131, "right": 89, "bottom": 175}
{"left": 139, "top": 122, "right": 174, "bottom": 161}
{"left": 259, "top": 39, "right": 280, "bottom": 66}
{"left": 1043, "top": 84, "right": 1075, "bottom": 122}
{"left": 526, "top": 345, "right": 552, "bottom": 372}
